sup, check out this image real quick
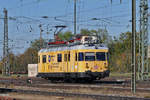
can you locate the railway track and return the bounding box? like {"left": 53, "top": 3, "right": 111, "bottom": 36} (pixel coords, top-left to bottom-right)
{"left": 0, "top": 88, "right": 150, "bottom": 100}
{"left": 0, "top": 77, "right": 129, "bottom": 88}
{"left": 1, "top": 78, "right": 150, "bottom": 93}
{"left": 0, "top": 81, "right": 150, "bottom": 99}
{"left": 0, "top": 77, "right": 150, "bottom": 93}
{"left": 0, "top": 77, "right": 150, "bottom": 100}
{"left": 29, "top": 83, "right": 150, "bottom": 93}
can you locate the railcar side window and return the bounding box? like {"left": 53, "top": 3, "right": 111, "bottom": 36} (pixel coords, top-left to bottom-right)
{"left": 42, "top": 55, "right": 46, "bottom": 63}
{"left": 57, "top": 54, "right": 62, "bottom": 62}
{"left": 85, "top": 52, "right": 95, "bottom": 61}
{"left": 75, "top": 53, "right": 77, "bottom": 61}
{"left": 78, "top": 52, "right": 84, "bottom": 61}
{"left": 96, "top": 52, "right": 106, "bottom": 61}
{"left": 48, "top": 55, "right": 51, "bottom": 62}
{"left": 68, "top": 53, "right": 70, "bottom": 61}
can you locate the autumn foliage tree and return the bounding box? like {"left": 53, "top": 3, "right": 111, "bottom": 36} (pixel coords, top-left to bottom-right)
{"left": 109, "top": 32, "right": 132, "bottom": 72}
{"left": 0, "top": 29, "right": 134, "bottom": 74}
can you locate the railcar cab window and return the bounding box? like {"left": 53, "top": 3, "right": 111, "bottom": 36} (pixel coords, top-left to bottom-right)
{"left": 96, "top": 52, "right": 106, "bottom": 61}
{"left": 107, "top": 53, "right": 109, "bottom": 60}
{"left": 78, "top": 52, "right": 84, "bottom": 61}
{"left": 85, "top": 52, "right": 95, "bottom": 61}
{"left": 57, "top": 54, "right": 62, "bottom": 62}
{"left": 42, "top": 55, "right": 46, "bottom": 63}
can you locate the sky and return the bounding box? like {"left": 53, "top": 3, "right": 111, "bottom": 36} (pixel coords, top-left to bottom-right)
{"left": 0, "top": 0, "right": 148, "bottom": 57}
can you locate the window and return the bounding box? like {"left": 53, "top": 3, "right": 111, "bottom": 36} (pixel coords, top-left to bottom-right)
{"left": 42, "top": 55, "right": 46, "bottom": 63}
{"left": 78, "top": 52, "right": 84, "bottom": 61}
{"left": 75, "top": 53, "right": 77, "bottom": 61}
{"left": 48, "top": 55, "right": 51, "bottom": 62}
{"left": 107, "top": 53, "right": 109, "bottom": 60}
{"left": 96, "top": 52, "right": 106, "bottom": 61}
{"left": 64, "top": 54, "right": 67, "bottom": 61}
{"left": 57, "top": 54, "right": 62, "bottom": 62}
{"left": 85, "top": 52, "right": 95, "bottom": 61}
{"left": 68, "top": 53, "right": 70, "bottom": 61}
{"left": 85, "top": 37, "right": 92, "bottom": 41}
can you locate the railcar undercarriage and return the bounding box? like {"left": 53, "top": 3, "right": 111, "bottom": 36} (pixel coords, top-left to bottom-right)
{"left": 37, "top": 70, "right": 110, "bottom": 82}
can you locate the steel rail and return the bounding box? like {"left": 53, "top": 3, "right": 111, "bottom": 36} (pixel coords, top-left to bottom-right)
{"left": 0, "top": 88, "right": 148, "bottom": 100}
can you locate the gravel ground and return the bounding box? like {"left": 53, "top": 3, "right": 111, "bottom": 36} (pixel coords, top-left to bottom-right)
{"left": 8, "top": 93, "right": 95, "bottom": 100}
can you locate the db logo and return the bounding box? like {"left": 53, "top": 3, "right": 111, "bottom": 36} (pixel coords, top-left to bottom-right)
{"left": 94, "top": 66, "right": 98, "bottom": 70}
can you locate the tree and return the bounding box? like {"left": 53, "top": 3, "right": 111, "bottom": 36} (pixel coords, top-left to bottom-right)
{"left": 31, "top": 39, "right": 46, "bottom": 51}
{"left": 58, "top": 31, "right": 74, "bottom": 41}
{"left": 80, "top": 29, "right": 91, "bottom": 35}
{"left": 108, "top": 32, "right": 132, "bottom": 72}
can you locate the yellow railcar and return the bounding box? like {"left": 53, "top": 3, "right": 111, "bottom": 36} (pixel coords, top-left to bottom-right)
{"left": 37, "top": 44, "right": 110, "bottom": 81}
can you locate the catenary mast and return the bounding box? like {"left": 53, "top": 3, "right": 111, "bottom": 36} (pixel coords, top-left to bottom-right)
{"left": 138, "top": 0, "right": 149, "bottom": 80}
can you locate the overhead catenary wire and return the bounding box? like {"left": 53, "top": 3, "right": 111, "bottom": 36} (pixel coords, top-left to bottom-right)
{"left": 7, "top": 0, "right": 49, "bottom": 11}
{"left": 55, "top": 0, "right": 129, "bottom": 18}
{"left": 0, "top": 0, "right": 133, "bottom": 57}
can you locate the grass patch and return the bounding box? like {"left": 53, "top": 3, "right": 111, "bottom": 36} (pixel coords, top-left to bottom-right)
{"left": 0, "top": 74, "right": 28, "bottom": 78}
{"left": 110, "top": 73, "right": 131, "bottom": 77}
{"left": 110, "top": 72, "right": 150, "bottom": 78}
{"left": 144, "top": 95, "right": 150, "bottom": 98}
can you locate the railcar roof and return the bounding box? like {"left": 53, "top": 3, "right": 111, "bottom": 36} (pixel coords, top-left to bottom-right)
{"left": 39, "top": 44, "right": 108, "bottom": 53}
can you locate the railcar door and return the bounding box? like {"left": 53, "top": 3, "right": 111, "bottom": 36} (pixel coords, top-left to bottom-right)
{"left": 38, "top": 55, "right": 42, "bottom": 73}
{"left": 95, "top": 52, "right": 106, "bottom": 72}
{"left": 57, "top": 53, "right": 63, "bottom": 72}
{"left": 77, "top": 52, "right": 85, "bottom": 72}
{"left": 84, "top": 52, "right": 95, "bottom": 71}
{"left": 63, "top": 52, "right": 68, "bottom": 72}
{"left": 47, "top": 54, "right": 52, "bottom": 73}
{"left": 50, "top": 53, "right": 55, "bottom": 72}
{"left": 70, "top": 50, "right": 76, "bottom": 72}
{"left": 42, "top": 55, "right": 47, "bottom": 73}
{"left": 68, "top": 51, "right": 71, "bottom": 72}
{"left": 74, "top": 51, "right": 78, "bottom": 72}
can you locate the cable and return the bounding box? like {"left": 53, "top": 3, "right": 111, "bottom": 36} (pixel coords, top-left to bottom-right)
{"left": 55, "top": 0, "right": 129, "bottom": 18}
{"left": 8, "top": 0, "right": 49, "bottom": 11}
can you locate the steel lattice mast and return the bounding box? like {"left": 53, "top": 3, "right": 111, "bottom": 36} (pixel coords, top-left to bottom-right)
{"left": 138, "top": 0, "right": 149, "bottom": 80}
{"left": 3, "top": 8, "right": 10, "bottom": 76}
